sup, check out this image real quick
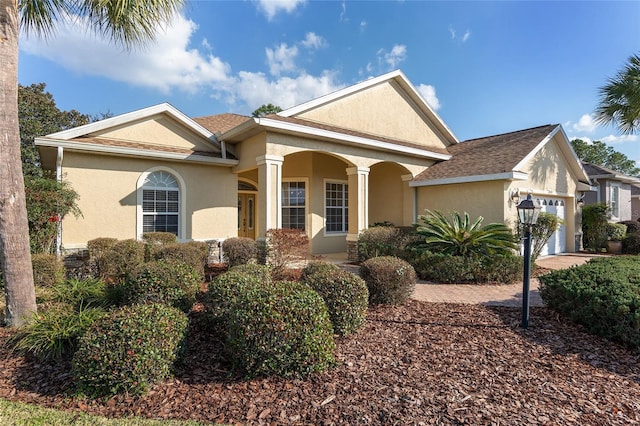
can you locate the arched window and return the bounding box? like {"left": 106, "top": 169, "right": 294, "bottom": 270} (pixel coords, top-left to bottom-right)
{"left": 142, "top": 171, "right": 180, "bottom": 235}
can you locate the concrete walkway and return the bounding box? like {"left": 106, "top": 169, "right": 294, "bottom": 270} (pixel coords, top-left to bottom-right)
{"left": 410, "top": 253, "right": 608, "bottom": 307}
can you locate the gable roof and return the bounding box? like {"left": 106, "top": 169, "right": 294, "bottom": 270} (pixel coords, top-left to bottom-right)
{"left": 35, "top": 103, "right": 237, "bottom": 166}
{"left": 193, "top": 113, "right": 251, "bottom": 134}
{"left": 410, "top": 124, "right": 591, "bottom": 187}
{"left": 279, "top": 70, "right": 459, "bottom": 146}
{"left": 582, "top": 162, "right": 640, "bottom": 184}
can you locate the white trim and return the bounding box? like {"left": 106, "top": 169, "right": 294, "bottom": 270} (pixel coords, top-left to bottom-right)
{"left": 281, "top": 178, "right": 310, "bottom": 237}
{"left": 35, "top": 137, "right": 238, "bottom": 166}
{"left": 255, "top": 117, "right": 452, "bottom": 161}
{"left": 278, "top": 70, "right": 459, "bottom": 145}
{"left": 608, "top": 181, "right": 621, "bottom": 220}
{"left": 55, "top": 146, "right": 64, "bottom": 256}
{"left": 324, "top": 178, "right": 349, "bottom": 236}
{"left": 409, "top": 171, "right": 528, "bottom": 187}
{"left": 256, "top": 155, "right": 284, "bottom": 230}
{"left": 136, "top": 167, "right": 187, "bottom": 241}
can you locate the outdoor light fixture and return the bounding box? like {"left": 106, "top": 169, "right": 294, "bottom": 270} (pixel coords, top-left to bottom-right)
{"left": 516, "top": 194, "right": 541, "bottom": 329}
{"left": 576, "top": 194, "right": 585, "bottom": 207}
{"left": 510, "top": 189, "right": 521, "bottom": 204}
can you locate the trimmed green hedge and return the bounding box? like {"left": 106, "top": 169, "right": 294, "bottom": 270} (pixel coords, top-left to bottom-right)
{"left": 410, "top": 251, "right": 522, "bottom": 284}
{"left": 360, "top": 256, "right": 416, "bottom": 305}
{"left": 539, "top": 256, "right": 640, "bottom": 351}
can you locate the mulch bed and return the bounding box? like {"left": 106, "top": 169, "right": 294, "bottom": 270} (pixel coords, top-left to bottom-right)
{"left": 1, "top": 300, "right": 639, "bottom": 425}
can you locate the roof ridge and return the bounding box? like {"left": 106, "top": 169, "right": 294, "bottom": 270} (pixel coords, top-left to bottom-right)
{"left": 461, "top": 124, "right": 558, "bottom": 143}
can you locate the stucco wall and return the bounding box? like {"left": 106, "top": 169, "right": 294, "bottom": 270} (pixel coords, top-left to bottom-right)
{"left": 295, "top": 81, "right": 451, "bottom": 151}
{"left": 61, "top": 151, "right": 237, "bottom": 248}
{"left": 369, "top": 162, "right": 409, "bottom": 226}
{"left": 95, "top": 115, "right": 220, "bottom": 153}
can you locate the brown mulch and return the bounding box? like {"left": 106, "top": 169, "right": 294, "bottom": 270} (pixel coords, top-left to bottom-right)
{"left": 1, "top": 300, "right": 639, "bottom": 425}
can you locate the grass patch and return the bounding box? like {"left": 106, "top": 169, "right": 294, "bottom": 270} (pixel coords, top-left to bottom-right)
{"left": 0, "top": 398, "right": 207, "bottom": 425}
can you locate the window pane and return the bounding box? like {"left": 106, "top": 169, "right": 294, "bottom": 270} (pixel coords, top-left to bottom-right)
{"left": 282, "top": 182, "right": 305, "bottom": 230}
{"left": 325, "top": 182, "right": 348, "bottom": 233}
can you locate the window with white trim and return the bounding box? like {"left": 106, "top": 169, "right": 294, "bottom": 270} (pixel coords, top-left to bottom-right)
{"left": 325, "top": 181, "right": 348, "bottom": 233}
{"left": 142, "top": 171, "right": 180, "bottom": 235}
{"left": 282, "top": 181, "right": 306, "bottom": 230}
{"left": 610, "top": 183, "right": 620, "bottom": 218}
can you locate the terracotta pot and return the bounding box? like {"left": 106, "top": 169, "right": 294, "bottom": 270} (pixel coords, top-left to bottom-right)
{"left": 606, "top": 240, "right": 622, "bottom": 254}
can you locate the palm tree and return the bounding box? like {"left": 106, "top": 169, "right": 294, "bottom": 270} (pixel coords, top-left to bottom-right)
{"left": 1, "top": 0, "right": 184, "bottom": 326}
{"left": 414, "top": 210, "right": 517, "bottom": 257}
{"left": 595, "top": 53, "right": 640, "bottom": 135}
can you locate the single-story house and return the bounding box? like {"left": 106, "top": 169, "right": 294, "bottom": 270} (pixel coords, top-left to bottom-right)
{"left": 581, "top": 162, "right": 640, "bottom": 222}
{"left": 35, "top": 70, "right": 592, "bottom": 260}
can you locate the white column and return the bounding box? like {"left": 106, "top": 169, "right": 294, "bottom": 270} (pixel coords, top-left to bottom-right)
{"left": 256, "top": 155, "right": 284, "bottom": 237}
{"left": 346, "top": 166, "right": 370, "bottom": 241}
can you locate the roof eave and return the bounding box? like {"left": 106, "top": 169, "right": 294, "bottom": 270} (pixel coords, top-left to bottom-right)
{"left": 410, "top": 171, "right": 528, "bottom": 187}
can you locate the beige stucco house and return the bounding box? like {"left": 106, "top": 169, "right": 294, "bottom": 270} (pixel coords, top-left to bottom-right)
{"left": 36, "top": 70, "right": 591, "bottom": 259}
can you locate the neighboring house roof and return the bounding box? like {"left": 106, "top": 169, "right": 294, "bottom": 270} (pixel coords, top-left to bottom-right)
{"left": 193, "top": 113, "right": 251, "bottom": 134}
{"left": 279, "top": 70, "right": 459, "bottom": 146}
{"left": 632, "top": 185, "right": 640, "bottom": 198}
{"left": 410, "top": 124, "right": 591, "bottom": 187}
{"left": 582, "top": 162, "right": 640, "bottom": 184}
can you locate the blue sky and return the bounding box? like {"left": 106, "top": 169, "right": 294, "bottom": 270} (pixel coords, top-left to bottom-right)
{"left": 18, "top": 1, "right": 640, "bottom": 163}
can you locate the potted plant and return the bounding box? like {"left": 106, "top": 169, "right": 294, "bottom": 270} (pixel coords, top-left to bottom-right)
{"left": 605, "top": 223, "right": 627, "bottom": 254}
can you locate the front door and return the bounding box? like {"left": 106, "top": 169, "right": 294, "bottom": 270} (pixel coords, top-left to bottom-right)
{"left": 238, "top": 193, "right": 256, "bottom": 239}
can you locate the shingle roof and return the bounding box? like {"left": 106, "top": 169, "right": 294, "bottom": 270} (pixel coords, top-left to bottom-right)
{"left": 260, "top": 114, "right": 452, "bottom": 156}
{"left": 412, "top": 124, "right": 558, "bottom": 182}
{"left": 193, "top": 113, "right": 251, "bottom": 134}
{"left": 67, "top": 136, "right": 225, "bottom": 158}
{"left": 582, "top": 162, "right": 640, "bottom": 183}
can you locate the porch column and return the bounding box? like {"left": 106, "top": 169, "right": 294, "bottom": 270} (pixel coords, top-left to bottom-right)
{"left": 346, "top": 166, "right": 369, "bottom": 261}
{"left": 256, "top": 155, "right": 284, "bottom": 237}
{"left": 401, "top": 173, "right": 414, "bottom": 226}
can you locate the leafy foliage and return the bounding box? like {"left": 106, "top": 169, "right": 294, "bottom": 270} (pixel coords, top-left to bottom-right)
{"left": 222, "top": 237, "right": 258, "bottom": 267}
{"left": 8, "top": 305, "right": 106, "bottom": 362}
{"left": 514, "top": 212, "right": 561, "bottom": 260}
{"left": 618, "top": 220, "right": 640, "bottom": 234}
{"left": 153, "top": 242, "right": 208, "bottom": 280}
{"left": 571, "top": 139, "right": 640, "bottom": 175}
{"left": 357, "top": 226, "right": 418, "bottom": 261}
{"left": 622, "top": 232, "right": 640, "bottom": 254}
{"left": 225, "top": 280, "right": 335, "bottom": 378}
{"left": 25, "top": 176, "right": 81, "bottom": 254}
{"left": 72, "top": 303, "right": 188, "bottom": 397}
{"left": 539, "top": 256, "right": 640, "bottom": 350}
{"left": 582, "top": 203, "right": 611, "bottom": 250}
{"left": 607, "top": 223, "right": 627, "bottom": 241}
{"left": 31, "top": 253, "right": 65, "bottom": 288}
{"left": 124, "top": 261, "right": 200, "bottom": 312}
{"left": 414, "top": 210, "right": 517, "bottom": 257}
{"left": 265, "top": 228, "right": 309, "bottom": 279}
{"left": 301, "top": 262, "right": 368, "bottom": 336}
{"left": 100, "top": 239, "right": 146, "bottom": 279}
{"left": 251, "top": 103, "right": 283, "bottom": 117}
{"left": 53, "top": 278, "right": 109, "bottom": 310}
{"left": 411, "top": 252, "right": 522, "bottom": 284}
{"left": 360, "top": 256, "right": 416, "bottom": 305}
{"left": 594, "top": 53, "right": 640, "bottom": 135}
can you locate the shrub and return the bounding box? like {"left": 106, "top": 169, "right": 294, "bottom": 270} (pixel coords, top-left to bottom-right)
{"left": 265, "top": 228, "right": 309, "bottom": 279}
{"left": 72, "top": 303, "right": 188, "bottom": 397}
{"left": 414, "top": 210, "right": 517, "bottom": 256}
{"left": 154, "top": 242, "right": 208, "bottom": 279}
{"left": 360, "top": 256, "right": 416, "bottom": 305}
{"left": 411, "top": 252, "right": 522, "bottom": 284}
{"left": 301, "top": 262, "right": 368, "bottom": 336}
{"left": 222, "top": 237, "right": 258, "bottom": 267}
{"left": 124, "top": 261, "right": 200, "bottom": 313}
{"left": 607, "top": 223, "right": 627, "bottom": 241}
{"left": 203, "top": 269, "right": 267, "bottom": 329}
{"left": 100, "top": 239, "right": 145, "bottom": 279}
{"left": 87, "top": 237, "right": 118, "bottom": 259}
{"left": 9, "top": 305, "right": 106, "bottom": 362}
{"left": 622, "top": 232, "right": 640, "bottom": 254}
{"left": 514, "top": 212, "right": 561, "bottom": 261}
{"left": 619, "top": 220, "right": 640, "bottom": 234}
{"left": 142, "top": 232, "right": 177, "bottom": 245}
{"left": 539, "top": 256, "right": 640, "bottom": 351}
{"left": 31, "top": 253, "right": 65, "bottom": 288}
{"left": 53, "top": 278, "right": 109, "bottom": 310}
{"left": 582, "top": 203, "right": 610, "bottom": 250}
{"left": 226, "top": 280, "right": 335, "bottom": 378}
{"left": 358, "top": 227, "right": 417, "bottom": 261}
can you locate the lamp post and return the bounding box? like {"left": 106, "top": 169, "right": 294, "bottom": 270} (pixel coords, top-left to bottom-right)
{"left": 516, "top": 194, "right": 541, "bottom": 329}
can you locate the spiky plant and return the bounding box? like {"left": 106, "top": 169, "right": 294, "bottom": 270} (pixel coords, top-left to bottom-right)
{"left": 414, "top": 210, "right": 517, "bottom": 257}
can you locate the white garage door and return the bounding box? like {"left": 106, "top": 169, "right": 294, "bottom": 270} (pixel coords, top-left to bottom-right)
{"left": 537, "top": 197, "right": 566, "bottom": 256}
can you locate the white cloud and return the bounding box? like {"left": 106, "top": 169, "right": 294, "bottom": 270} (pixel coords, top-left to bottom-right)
{"left": 416, "top": 84, "right": 441, "bottom": 111}
{"left": 377, "top": 44, "right": 407, "bottom": 70}
{"left": 602, "top": 134, "right": 639, "bottom": 144}
{"left": 300, "top": 32, "right": 326, "bottom": 50}
{"left": 20, "top": 13, "right": 233, "bottom": 94}
{"left": 266, "top": 43, "right": 299, "bottom": 76}
{"left": 360, "top": 21, "right": 367, "bottom": 32}
{"left": 340, "top": 1, "right": 348, "bottom": 22}
{"left": 572, "top": 114, "right": 597, "bottom": 133}
{"left": 462, "top": 30, "right": 471, "bottom": 42}
{"left": 449, "top": 25, "right": 471, "bottom": 43}
{"left": 255, "top": 0, "right": 306, "bottom": 21}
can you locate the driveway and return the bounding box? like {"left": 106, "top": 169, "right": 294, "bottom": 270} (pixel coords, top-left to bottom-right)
{"left": 411, "top": 253, "right": 608, "bottom": 307}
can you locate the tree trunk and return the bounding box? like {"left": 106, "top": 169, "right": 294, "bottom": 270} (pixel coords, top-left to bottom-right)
{"left": 0, "top": 0, "right": 37, "bottom": 326}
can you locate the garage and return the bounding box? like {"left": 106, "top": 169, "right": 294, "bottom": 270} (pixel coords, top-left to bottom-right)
{"left": 537, "top": 197, "right": 566, "bottom": 256}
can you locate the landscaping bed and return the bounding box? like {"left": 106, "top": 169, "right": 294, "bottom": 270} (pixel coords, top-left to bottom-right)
{"left": 1, "top": 300, "right": 639, "bottom": 425}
